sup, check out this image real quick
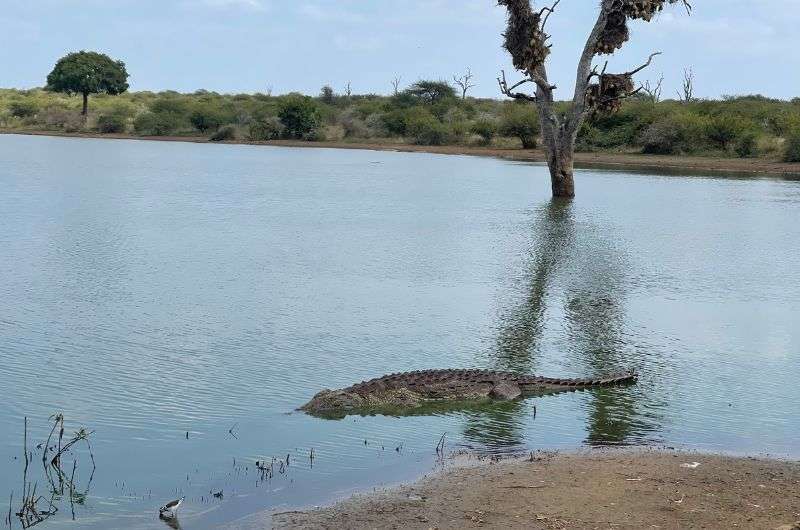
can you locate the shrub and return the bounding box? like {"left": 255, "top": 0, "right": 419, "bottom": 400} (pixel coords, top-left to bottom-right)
{"left": 248, "top": 116, "right": 285, "bottom": 141}
{"left": 381, "top": 109, "right": 409, "bottom": 136}
{"left": 189, "top": 106, "right": 225, "bottom": 132}
{"left": 734, "top": 131, "right": 759, "bottom": 158}
{"left": 705, "top": 115, "right": 747, "bottom": 151}
{"left": 149, "top": 98, "right": 189, "bottom": 115}
{"left": 97, "top": 113, "right": 127, "bottom": 133}
{"left": 9, "top": 100, "right": 38, "bottom": 118}
{"left": 209, "top": 125, "right": 238, "bottom": 142}
{"left": 322, "top": 124, "right": 346, "bottom": 141}
{"left": 640, "top": 112, "right": 708, "bottom": 155}
{"left": 470, "top": 118, "right": 498, "bottom": 146}
{"left": 499, "top": 104, "right": 539, "bottom": 149}
{"left": 406, "top": 111, "right": 448, "bottom": 145}
{"left": 337, "top": 108, "right": 369, "bottom": 138}
{"left": 38, "top": 106, "right": 83, "bottom": 131}
{"left": 277, "top": 94, "right": 321, "bottom": 139}
{"left": 783, "top": 130, "right": 800, "bottom": 162}
{"left": 303, "top": 127, "right": 326, "bottom": 142}
{"left": 364, "top": 113, "right": 387, "bottom": 137}
{"left": 134, "top": 111, "right": 183, "bottom": 136}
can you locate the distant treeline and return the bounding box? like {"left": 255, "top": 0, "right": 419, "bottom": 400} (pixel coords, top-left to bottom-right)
{"left": 2, "top": 83, "right": 800, "bottom": 162}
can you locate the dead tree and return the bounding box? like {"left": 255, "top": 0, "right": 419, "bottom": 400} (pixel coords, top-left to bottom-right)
{"left": 642, "top": 74, "right": 664, "bottom": 103}
{"left": 344, "top": 81, "right": 352, "bottom": 98}
{"left": 497, "top": 0, "right": 691, "bottom": 198}
{"left": 453, "top": 68, "right": 476, "bottom": 99}
{"left": 391, "top": 76, "right": 402, "bottom": 96}
{"left": 676, "top": 67, "right": 694, "bottom": 102}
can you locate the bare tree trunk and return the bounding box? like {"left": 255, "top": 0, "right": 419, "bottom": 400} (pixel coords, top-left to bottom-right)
{"left": 81, "top": 92, "right": 89, "bottom": 117}
{"left": 547, "top": 143, "right": 575, "bottom": 198}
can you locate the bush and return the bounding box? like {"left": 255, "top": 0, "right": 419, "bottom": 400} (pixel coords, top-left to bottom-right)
{"left": 499, "top": 104, "right": 539, "bottom": 149}
{"left": 189, "top": 106, "right": 225, "bottom": 132}
{"left": 209, "top": 125, "right": 238, "bottom": 142}
{"left": 149, "top": 98, "right": 189, "bottom": 115}
{"left": 97, "top": 113, "right": 127, "bottom": 133}
{"left": 470, "top": 118, "right": 498, "bottom": 146}
{"left": 134, "top": 111, "right": 183, "bottom": 136}
{"left": 248, "top": 116, "right": 285, "bottom": 141}
{"left": 278, "top": 94, "right": 321, "bottom": 139}
{"left": 337, "top": 108, "right": 369, "bottom": 138}
{"left": 381, "top": 109, "right": 409, "bottom": 136}
{"left": 38, "top": 106, "right": 83, "bottom": 131}
{"left": 705, "top": 115, "right": 747, "bottom": 151}
{"left": 9, "top": 100, "right": 38, "bottom": 118}
{"left": 406, "top": 111, "right": 448, "bottom": 145}
{"left": 364, "top": 113, "right": 387, "bottom": 137}
{"left": 734, "top": 131, "right": 759, "bottom": 158}
{"left": 783, "top": 130, "right": 800, "bottom": 162}
{"left": 640, "top": 112, "right": 708, "bottom": 155}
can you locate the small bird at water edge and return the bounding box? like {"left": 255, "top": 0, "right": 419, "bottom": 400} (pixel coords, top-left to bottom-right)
{"left": 159, "top": 496, "right": 185, "bottom": 517}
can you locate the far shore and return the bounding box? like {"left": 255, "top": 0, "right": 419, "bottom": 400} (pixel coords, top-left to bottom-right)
{"left": 4, "top": 129, "right": 800, "bottom": 178}
{"left": 229, "top": 449, "right": 800, "bottom": 530}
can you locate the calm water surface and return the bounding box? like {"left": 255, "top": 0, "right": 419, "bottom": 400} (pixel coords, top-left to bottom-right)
{"left": 1, "top": 134, "right": 798, "bottom": 529}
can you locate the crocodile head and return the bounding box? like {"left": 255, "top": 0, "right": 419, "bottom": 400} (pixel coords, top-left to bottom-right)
{"left": 300, "top": 387, "right": 425, "bottom": 416}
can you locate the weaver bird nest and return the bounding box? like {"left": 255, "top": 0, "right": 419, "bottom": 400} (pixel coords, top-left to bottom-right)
{"left": 586, "top": 74, "right": 635, "bottom": 113}
{"left": 596, "top": 0, "right": 689, "bottom": 54}
{"left": 500, "top": 0, "right": 551, "bottom": 72}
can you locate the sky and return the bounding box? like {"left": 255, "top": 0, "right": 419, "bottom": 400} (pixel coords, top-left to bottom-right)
{"left": 2, "top": 0, "right": 799, "bottom": 100}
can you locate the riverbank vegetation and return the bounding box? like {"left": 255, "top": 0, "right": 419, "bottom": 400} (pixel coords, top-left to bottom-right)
{"left": 2, "top": 85, "right": 800, "bottom": 162}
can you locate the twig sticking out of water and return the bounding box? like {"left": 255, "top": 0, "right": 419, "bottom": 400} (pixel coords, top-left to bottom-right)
{"left": 435, "top": 433, "right": 447, "bottom": 457}
{"left": 12, "top": 414, "right": 95, "bottom": 528}
{"left": 6, "top": 491, "right": 12, "bottom": 527}
{"left": 309, "top": 448, "right": 314, "bottom": 468}
{"left": 228, "top": 424, "right": 239, "bottom": 439}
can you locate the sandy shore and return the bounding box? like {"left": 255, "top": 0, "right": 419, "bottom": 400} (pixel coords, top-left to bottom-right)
{"left": 230, "top": 450, "right": 800, "bottom": 530}
{"left": 4, "top": 129, "right": 800, "bottom": 178}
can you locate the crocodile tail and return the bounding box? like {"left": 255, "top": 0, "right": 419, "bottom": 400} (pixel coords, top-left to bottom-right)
{"left": 523, "top": 370, "right": 637, "bottom": 388}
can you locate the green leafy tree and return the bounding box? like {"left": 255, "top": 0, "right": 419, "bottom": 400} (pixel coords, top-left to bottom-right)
{"left": 189, "top": 105, "right": 225, "bottom": 132}
{"left": 278, "top": 94, "right": 321, "bottom": 139}
{"left": 46, "top": 51, "right": 129, "bottom": 117}
{"left": 499, "top": 104, "right": 540, "bottom": 149}
{"left": 320, "top": 85, "right": 335, "bottom": 105}
{"left": 404, "top": 80, "right": 456, "bottom": 105}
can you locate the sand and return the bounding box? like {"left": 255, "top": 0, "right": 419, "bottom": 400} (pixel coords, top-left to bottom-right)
{"left": 260, "top": 450, "right": 800, "bottom": 530}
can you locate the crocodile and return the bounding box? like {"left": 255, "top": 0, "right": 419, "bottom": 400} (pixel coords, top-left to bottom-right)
{"left": 300, "top": 368, "right": 637, "bottom": 416}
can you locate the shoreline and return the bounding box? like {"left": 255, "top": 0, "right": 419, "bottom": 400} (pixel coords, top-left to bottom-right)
{"left": 4, "top": 129, "right": 800, "bottom": 178}
{"left": 233, "top": 448, "right": 800, "bottom": 530}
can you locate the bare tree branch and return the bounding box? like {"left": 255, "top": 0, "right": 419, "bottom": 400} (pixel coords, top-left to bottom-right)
{"left": 624, "top": 52, "right": 662, "bottom": 77}
{"left": 540, "top": 0, "right": 561, "bottom": 32}
{"left": 497, "top": 70, "right": 537, "bottom": 102}
{"left": 391, "top": 76, "right": 402, "bottom": 96}
{"left": 677, "top": 67, "right": 694, "bottom": 103}
{"left": 453, "top": 68, "right": 476, "bottom": 99}
{"left": 641, "top": 73, "right": 664, "bottom": 103}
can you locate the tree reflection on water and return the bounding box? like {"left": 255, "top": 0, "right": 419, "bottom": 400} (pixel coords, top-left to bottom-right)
{"left": 460, "top": 199, "right": 662, "bottom": 449}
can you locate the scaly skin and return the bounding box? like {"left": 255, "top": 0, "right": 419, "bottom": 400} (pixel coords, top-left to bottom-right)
{"left": 300, "top": 368, "right": 637, "bottom": 415}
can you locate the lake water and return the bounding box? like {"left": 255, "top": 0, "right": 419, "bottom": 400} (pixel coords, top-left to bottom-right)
{"left": 1, "top": 134, "right": 798, "bottom": 529}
